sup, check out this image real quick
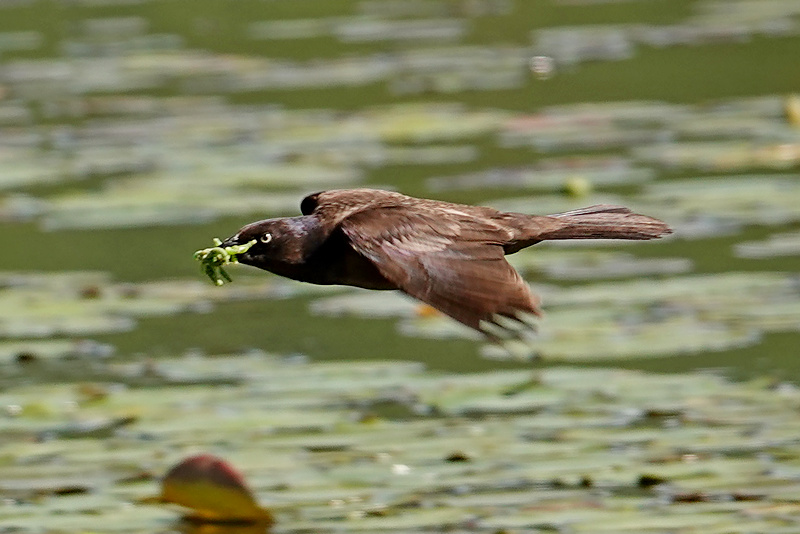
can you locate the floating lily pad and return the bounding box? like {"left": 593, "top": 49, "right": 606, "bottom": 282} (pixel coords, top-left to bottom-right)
{"left": 3, "top": 353, "right": 800, "bottom": 532}
{"left": 145, "top": 454, "right": 273, "bottom": 523}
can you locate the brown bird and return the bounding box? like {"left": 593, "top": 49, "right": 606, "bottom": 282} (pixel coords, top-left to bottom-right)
{"left": 220, "top": 189, "right": 671, "bottom": 339}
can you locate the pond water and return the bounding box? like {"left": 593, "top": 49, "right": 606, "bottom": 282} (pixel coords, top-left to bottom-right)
{"left": 2, "top": 0, "right": 800, "bottom": 532}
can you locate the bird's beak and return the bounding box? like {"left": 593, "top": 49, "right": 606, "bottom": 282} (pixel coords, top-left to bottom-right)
{"left": 218, "top": 233, "right": 257, "bottom": 265}
{"left": 219, "top": 234, "right": 240, "bottom": 248}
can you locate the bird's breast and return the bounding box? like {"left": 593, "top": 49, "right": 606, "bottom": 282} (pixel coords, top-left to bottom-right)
{"left": 305, "top": 243, "right": 396, "bottom": 290}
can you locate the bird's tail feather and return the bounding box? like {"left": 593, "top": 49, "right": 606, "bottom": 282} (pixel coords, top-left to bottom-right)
{"left": 538, "top": 205, "right": 671, "bottom": 241}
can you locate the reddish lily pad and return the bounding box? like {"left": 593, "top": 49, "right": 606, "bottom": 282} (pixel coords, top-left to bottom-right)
{"left": 146, "top": 454, "right": 273, "bottom": 524}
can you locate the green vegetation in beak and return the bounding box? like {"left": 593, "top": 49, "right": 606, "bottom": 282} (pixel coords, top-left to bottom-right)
{"left": 193, "top": 238, "right": 256, "bottom": 286}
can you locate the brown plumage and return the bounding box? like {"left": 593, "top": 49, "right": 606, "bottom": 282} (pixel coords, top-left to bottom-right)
{"left": 220, "top": 189, "right": 671, "bottom": 339}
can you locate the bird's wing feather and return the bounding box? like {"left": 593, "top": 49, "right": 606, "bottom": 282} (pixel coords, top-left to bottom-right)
{"left": 301, "top": 189, "right": 412, "bottom": 219}
{"left": 340, "top": 207, "right": 541, "bottom": 334}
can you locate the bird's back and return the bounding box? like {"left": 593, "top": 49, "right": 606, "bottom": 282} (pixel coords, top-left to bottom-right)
{"left": 303, "top": 188, "right": 504, "bottom": 230}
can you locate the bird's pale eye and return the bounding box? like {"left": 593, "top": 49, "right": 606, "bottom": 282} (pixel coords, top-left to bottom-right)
{"left": 260, "top": 233, "right": 273, "bottom": 244}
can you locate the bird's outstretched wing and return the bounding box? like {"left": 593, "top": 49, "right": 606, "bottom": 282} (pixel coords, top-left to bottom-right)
{"left": 339, "top": 206, "right": 541, "bottom": 338}
{"left": 301, "top": 189, "right": 410, "bottom": 219}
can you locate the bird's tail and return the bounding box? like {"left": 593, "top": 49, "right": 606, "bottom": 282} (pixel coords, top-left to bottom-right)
{"left": 538, "top": 205, "right": 671, "bottom": 241}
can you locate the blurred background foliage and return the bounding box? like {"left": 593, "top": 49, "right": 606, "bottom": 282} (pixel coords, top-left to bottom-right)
{"left": 5, "top": 1, "right": 800, "bottom": 532}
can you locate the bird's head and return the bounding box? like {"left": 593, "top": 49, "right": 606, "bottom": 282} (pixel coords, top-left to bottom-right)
{"left": 220, "top": 216, "right": 319, "bottom": 269}
{"left": 220, "top": 218, "right": 295, "bottom": 267}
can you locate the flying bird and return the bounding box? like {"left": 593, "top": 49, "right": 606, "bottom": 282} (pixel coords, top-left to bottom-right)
{"left": 219, "top": 189, "right": 671, "bottom": 340}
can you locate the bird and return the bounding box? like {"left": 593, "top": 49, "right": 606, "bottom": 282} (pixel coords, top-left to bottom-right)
{"left": 219, "top": 188, "right": 671, "bottom": 340}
